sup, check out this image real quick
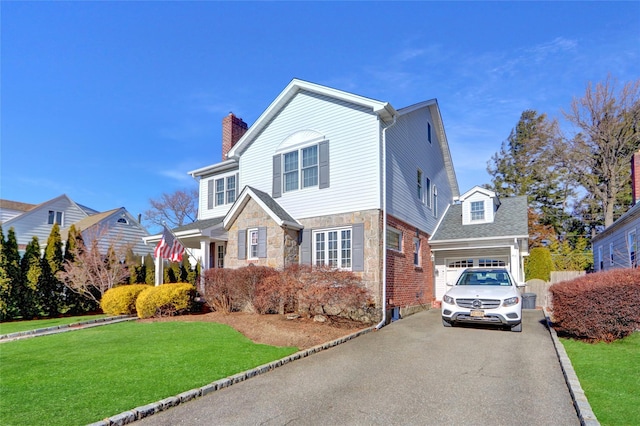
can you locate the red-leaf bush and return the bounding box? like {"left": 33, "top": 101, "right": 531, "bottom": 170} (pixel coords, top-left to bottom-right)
{"left": 202, "top": 264, "right": 373, "bottom": 322}
{"left": 202, "top": 268, "right": 233, "bottom": 313}
{"left": 549, "top": 268, "right": 640, "bottom": 342}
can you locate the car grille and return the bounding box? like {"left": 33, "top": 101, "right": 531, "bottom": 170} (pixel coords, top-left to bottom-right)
{"left": 456, "top": 298, "right": 501, "bottom": 309}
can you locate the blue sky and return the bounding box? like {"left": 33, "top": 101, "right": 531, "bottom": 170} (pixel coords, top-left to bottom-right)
{"left": 2, "top": 1, "right": 639, "bottom": 233}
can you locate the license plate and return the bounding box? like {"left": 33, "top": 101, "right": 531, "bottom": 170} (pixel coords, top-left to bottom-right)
{"left": 470, "top": 309, "right": 485, "bottom": 317}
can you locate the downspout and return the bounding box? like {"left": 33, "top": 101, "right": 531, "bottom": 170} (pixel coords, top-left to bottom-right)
{"left": 376, "top": 113, "right": 397, "bottom": 330}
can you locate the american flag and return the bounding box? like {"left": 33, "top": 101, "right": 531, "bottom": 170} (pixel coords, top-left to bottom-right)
{"left": 154, "top": 225, "right": 184, "bottom": 262}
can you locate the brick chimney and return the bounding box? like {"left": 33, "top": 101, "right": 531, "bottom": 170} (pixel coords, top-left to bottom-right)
{"left": 633, "top": 150, "right": 640, "bottom": 204}
{"left": 222, "top": 113, "right": 248, "bottom": 160}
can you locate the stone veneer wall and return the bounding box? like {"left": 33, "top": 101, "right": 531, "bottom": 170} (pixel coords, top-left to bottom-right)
{"left": 298, "top": 209, "right": 382, "bottom": 306}
{"left": 226, "top": 198, "right": 294, "bottom": 269}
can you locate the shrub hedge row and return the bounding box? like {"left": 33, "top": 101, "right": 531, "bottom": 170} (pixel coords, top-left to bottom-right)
{"left": 549, "top": 268, "right": 640, "bottom": 342}
{"left": 202, "top": 265, "right": 374, "bottom": 322}
{"left": 100, "top": 283, "right": 196, "bottom": 319}
{"left": 100, "top": 284, "right": 151, "bottom": 316}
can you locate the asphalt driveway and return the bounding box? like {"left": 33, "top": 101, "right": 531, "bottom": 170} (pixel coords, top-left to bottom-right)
{"left": 135, "top": 309, "right": 579, "bottom": 425}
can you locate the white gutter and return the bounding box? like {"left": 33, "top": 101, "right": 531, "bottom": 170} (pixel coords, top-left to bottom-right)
{"left": 376, "top": 114, "right": 397, "bottom": 330}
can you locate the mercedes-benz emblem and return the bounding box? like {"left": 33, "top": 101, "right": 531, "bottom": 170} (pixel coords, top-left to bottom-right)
{"left": 472, "top": 299, "right": 482, "bottom": 309}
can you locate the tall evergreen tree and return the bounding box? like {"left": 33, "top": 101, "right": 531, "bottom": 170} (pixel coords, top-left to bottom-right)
{"left": 0, "top": 227, "right": 13, "bottom": 320}
{"left": 40, "top": 224, "right": 65, "bottom": 316}
{"left": 0, "top": 227, "right": 22, "bottom": 320}
{"left": 144, "top": 254, "right": 155, "bottom": 285}
{"left": 20, "top": 237, "right": 42, "bottom": 318}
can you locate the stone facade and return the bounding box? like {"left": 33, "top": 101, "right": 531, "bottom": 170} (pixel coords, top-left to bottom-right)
{"left": 226, "top": 198, "right": 293, "bottom": 269}
{"left": 298, "top": 209, "right": 382, "bottom": 305}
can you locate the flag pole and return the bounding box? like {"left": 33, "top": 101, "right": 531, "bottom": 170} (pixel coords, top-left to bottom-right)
{"left": 161, "top": 221, "right": 203, "bottom": 286}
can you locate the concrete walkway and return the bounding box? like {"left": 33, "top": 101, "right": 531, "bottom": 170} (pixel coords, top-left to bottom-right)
{"left": 131, "top": 309, "right": 583, "bottom": 426}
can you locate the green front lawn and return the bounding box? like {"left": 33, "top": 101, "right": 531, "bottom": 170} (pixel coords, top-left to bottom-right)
{"left": 0, "top": 314, "right": 107, "bottom": 335}
{"left": 562, "top": 332, "right": 640, "bottom": 426}
{"left": 0, "top": 321, "right": 297, "bottom": 426}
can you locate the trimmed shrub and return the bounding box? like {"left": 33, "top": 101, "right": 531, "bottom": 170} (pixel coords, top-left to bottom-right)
{"left": 525, "top": 247, "right": 554, "bottom": 281}
{"left": 101, "top": 284, "right": 151, "bottom": 315}
{"left": 227, "top": 266, "right": 279, "bottom": 312}
{"left": 549, "top": 268, "right": 640, "bottom": 342}
{"left": 254, "top": 264, "right": 309, "bottom": 314}
{"left": 135, "top": 283, "right": 196, "bottom": 319}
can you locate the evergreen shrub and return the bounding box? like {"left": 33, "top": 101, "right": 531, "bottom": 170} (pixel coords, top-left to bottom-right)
{"left": 549, "top": 268, "right": 640, "bottom": 342}
{"left": 101, "top": 284, "right": 151, "bottom": 315}
{"left": 525, "top": 247, "right": 554, "bottom": 281}
{"left": 136, "top": 283, "right": 195, "bottom": 319}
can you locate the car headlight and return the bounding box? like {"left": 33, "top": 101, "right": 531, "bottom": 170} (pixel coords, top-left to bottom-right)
{"left": 443, "top": 295, "right": 455, "bottom": 305}
{"left": 503, "top": 296, "right": 519, "bottom": 307}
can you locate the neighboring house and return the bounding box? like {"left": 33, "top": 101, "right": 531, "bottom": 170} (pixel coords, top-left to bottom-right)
{"left": 0, "top": 199, "right": 36, "bottom": 223}
{"left": 592, "top": 150, "right": 640, "bottom": 271}
{"left": 145, "top": 79, "right": 528, "bottom": 318}
{"left": 429, "top": 186, "right": 529, "bottom": 301}
{"left": 1, "top": 194, "right": 152, "bottom": 257}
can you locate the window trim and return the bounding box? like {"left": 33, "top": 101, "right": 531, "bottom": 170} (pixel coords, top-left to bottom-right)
{"left": 248, "top": 228, "right": 259, "bottom": 260}
{"left": 470, "top": 200, "right": 485, "bottom": 221}
{"left": 386, "top": 227, "right": 402, "bottom": 252}
{"left": 283, "top": 144, "right": 319, "bottom": 193}
{"left": 312, "top": 227, "right": 353, "bottom": 270}
{"left": 425, "top": 177, "right": 432, "bottom": 209}
{"left": 417, "top": 169, "right": 423, "bottom": 202}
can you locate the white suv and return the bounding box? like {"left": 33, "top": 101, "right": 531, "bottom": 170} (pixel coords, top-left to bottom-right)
{"left": 441, "top": 268, "right": 525, "bottom": 332}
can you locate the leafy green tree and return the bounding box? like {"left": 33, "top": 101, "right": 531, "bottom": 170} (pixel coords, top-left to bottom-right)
{"left": 0, "top": 227, "right": 22, "bottom": 319}
{"left": 564, "top": 76, "right": 640, "bottom": 228}
{"left": 19, "top": 237, "right": 42, "bottom": 318}
{"left": 525, "top": 247, "right": 554, "bottom": 281}
{"left": 550, "top": 238, "right": 593, "bottom": 272}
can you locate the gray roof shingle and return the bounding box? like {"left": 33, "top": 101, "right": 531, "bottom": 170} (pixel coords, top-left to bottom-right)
{"left": 431, "top": 196, "right": 528, "bottom": 241}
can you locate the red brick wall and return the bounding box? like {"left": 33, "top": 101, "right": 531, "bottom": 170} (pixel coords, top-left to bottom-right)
{"left": 385, "top": 215, "right": 433, "bottom": 309}
{"left": 222, "top": 113, "right": 248, "bottom": 160}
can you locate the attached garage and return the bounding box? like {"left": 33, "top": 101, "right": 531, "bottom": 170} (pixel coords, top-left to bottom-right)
{"left": 429, "top": 187, "right": 528, "bottom": 301}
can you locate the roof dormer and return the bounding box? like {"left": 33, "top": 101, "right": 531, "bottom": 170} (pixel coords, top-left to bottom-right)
{"left": 459, "top": 186, "right": 500, "bottom": 225}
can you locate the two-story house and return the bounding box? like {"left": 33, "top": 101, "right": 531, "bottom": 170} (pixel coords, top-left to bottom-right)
{"left": 146, "top": 79, "right": 461, "bottom": 321}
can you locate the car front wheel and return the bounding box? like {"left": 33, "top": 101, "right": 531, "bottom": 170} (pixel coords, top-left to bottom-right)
{"left": 511, "top": 322, "right": 522, "bottom": 332}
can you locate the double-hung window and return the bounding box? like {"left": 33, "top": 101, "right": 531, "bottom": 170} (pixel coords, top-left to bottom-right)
{"left": 283, "top": 145, "right": 318, "bottom": 192}
{"left": 215, "top": 179, "right": 225, "bottom": 206}
{"left": 425, "top": 177, "right": 431, "bottom": 208}
{"left": 48, "top": 210, "right": 63, "bottom": 226}
{"left": 471, "top": 201, "right": 485, "bottom": 221}
{"left": 248, "top": 229, "right": 259, "bottom": 260}
{"left": 387, "top": 228, "right": 402, "bottom": 252}
{"left": 413, "top": 238, "right": 420, "bottom": 266}
{"left": 417, "top": 169, "right": 423, "bottom": 201}
{"left": 226, "top": 175, "right": 236, "bottom": 204}
{"left": 314, "top": 228, "right": 352, "bottom": 269}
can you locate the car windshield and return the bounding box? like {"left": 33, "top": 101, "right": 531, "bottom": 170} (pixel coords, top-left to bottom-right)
{"left": 457, "top": 271, "right": 512, "bottom": 286}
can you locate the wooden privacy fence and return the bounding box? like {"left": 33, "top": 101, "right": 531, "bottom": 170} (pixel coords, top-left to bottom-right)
{"left": 524, "top": 271, "right": 586, "bottom": 309}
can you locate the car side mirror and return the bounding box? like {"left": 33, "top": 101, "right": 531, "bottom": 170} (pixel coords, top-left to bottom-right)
{"left": 516, "top": 282, "right": 526, "bottom": 288}
{"left": 446, "top": 282, "right": 454, "bottom": 287}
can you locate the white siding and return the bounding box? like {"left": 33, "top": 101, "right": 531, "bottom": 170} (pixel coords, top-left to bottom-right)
{"left": 199, "top": 170, "right": 238, "bottom": 220}
{"left": 239, "top": 90, "right": 382, "bottom": 219}
{"left": 386, "top": 106, "right": 453, "bottom": 235}
{"left": 89, "top": 211, "right": 153, "bottom": 257}
{"left": 4, "top": 196, "right": 90, "bottom": 248}
{"left": 461, "top": 192, "right": 495, "bottom": 225}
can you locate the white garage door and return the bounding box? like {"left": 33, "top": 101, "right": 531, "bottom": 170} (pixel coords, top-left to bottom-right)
{"left": 445, "top": 257, "right": 509, "bottom": 287}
